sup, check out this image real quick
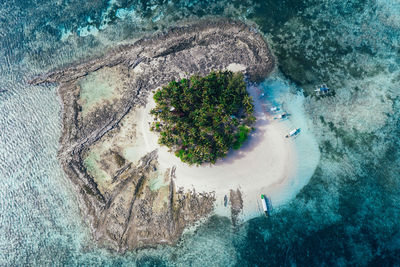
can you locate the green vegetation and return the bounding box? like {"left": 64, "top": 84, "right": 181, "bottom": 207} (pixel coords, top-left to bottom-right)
{"left": 150, "top": 71, "right": 256, "bottom": 165}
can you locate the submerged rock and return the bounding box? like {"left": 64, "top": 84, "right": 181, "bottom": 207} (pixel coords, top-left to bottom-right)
{"left": 30, "top": 18, "right": 275, "bottom": 251}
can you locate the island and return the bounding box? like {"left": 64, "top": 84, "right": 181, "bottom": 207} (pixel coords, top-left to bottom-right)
{"left": 29, "top": 19, "right": 275, "bottom": 252}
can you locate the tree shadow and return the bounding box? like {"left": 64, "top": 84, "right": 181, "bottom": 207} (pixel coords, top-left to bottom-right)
{"left": 212, "top": 99, "right": 273, "bottom": 166}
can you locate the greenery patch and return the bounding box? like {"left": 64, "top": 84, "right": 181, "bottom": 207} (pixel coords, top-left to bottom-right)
{"left": 150, "top": 71, "right": 255, "bottom": 165}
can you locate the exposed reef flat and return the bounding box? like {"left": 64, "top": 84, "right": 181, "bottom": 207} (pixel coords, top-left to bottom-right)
{"left": 30, "top": 19, "right": 275, "bottom": 251}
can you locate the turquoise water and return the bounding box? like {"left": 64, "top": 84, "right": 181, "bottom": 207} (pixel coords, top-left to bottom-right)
{"left": 0, "top": 0, "right": 399, "bottom": 265}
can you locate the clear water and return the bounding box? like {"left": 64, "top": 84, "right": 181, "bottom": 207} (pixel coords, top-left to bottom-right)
{"left": 259, "top": 73, "right": 321, "bottom": 208}
{"left": 1, "top": 0, "right": 399, "bottom": 265}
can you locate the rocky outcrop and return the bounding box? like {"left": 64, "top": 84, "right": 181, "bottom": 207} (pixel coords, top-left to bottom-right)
{"left": 230, "top": 189, "right": 244, "bottom": 226}
{"left": 30, "top": 18, "right": 275, "bottom": 251}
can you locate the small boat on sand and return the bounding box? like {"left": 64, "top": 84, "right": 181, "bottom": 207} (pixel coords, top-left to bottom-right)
{"left": 274, "top": 112, "right": 289, "bottom": 120}
{"left": 285, "top": 128, "right": 300, "bottom": 138}
{"left": 261, "top": 194, "right": 271, "bottom": 217}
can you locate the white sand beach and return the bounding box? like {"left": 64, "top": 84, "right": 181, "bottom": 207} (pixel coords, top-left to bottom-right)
{"left": 133, "top": 78, "right": 319, "bottom": 221}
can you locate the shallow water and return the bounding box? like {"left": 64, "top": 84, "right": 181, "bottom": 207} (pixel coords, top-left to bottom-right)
{"left": 1, "top": 0, "right": 399, "bottom": 265}
{"left": 259, "top": 73, "right": 321, "bottom": 208}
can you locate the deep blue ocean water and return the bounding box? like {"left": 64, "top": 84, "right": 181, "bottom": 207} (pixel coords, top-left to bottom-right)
{"left": 0, "top": 0, "right": 399, "bottom": 266}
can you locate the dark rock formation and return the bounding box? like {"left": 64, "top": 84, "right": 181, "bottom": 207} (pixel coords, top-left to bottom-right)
{"left": 30, "top": 18, "right": 275, "bottom": 251}
{"left": 230, "top": 189, "right": 244, "bottom": 226}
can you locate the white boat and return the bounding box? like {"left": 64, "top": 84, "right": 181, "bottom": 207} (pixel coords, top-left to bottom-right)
{"left": 274, "top": 112, "right": 288, "bottom": 120}
{"left": 260, "top": 194, "right": 271, "bottom": 217}
{"left": 270, "top": 106, "right": 279, "bottom": 113}
{"left": 285, "top": 128, "right": 300, "bottom": 138}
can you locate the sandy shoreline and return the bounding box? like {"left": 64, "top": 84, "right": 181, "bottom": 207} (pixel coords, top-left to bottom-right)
{"left": 136, "top": 84, "right": 298, "bottom": 221}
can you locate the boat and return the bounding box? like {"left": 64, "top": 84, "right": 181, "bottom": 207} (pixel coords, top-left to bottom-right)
{"left": 270, "top": 106, "right": 280, "bottom": 113}
{"left": 260, "top": 194, "right": 271, "bottom": 217}
{"left": 314, "top": 84, "right": 330, "bottom": 95}
{"left": 274, "top": 112, "right": 289, "bottom": 120}
{"left": 285, "top": 128, "right": 300, "bottom": 138}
